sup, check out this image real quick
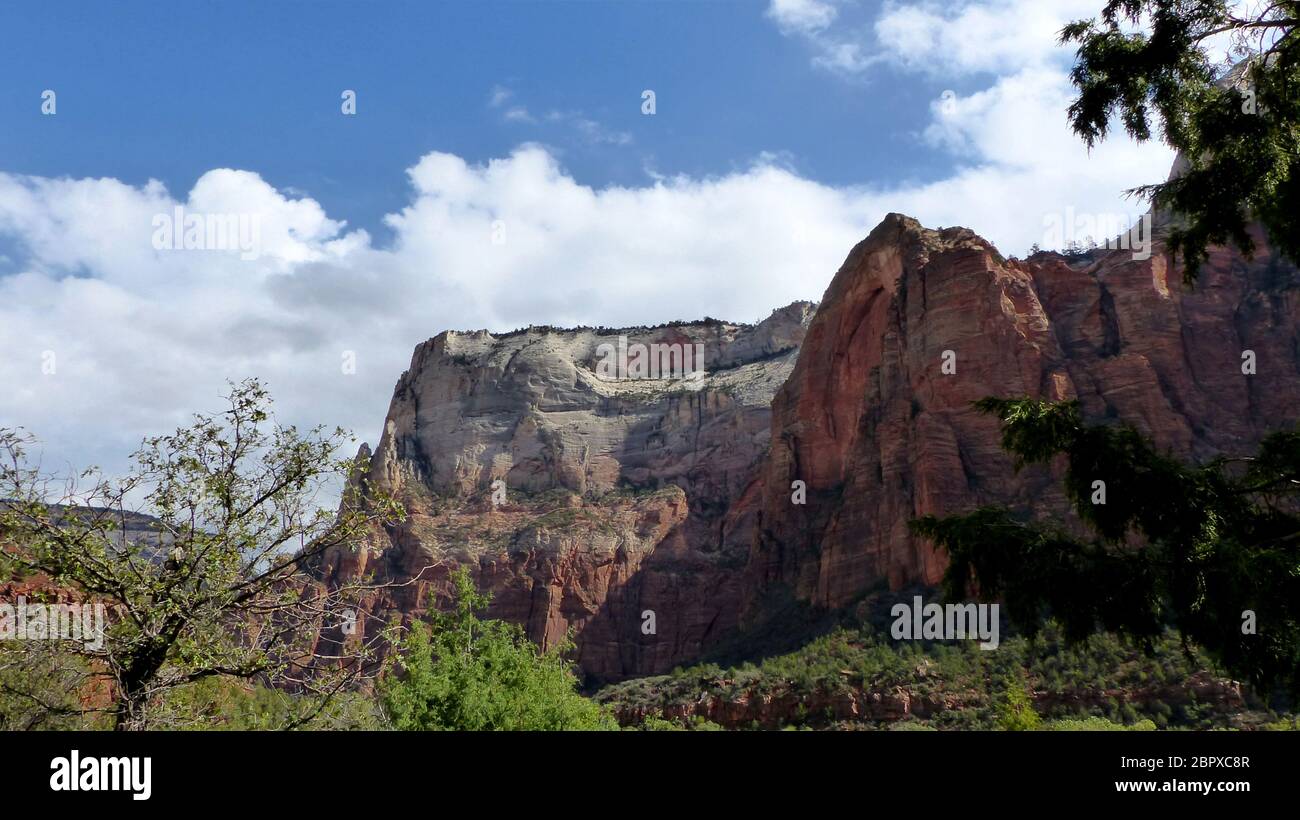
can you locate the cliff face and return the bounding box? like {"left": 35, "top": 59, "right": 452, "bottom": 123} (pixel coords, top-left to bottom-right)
{"left": 324, "top": 213, "right": 1300, "bottom": 680}
{"left": 319, "top": 304, "right": 816, "bottom": 680}
{"left": 746, "top": 214, "right": 1300, "bottom": 613}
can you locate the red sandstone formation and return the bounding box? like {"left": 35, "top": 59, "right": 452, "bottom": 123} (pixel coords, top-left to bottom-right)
{"left": 318, "top": 306, "right": 815, "bottom": 680}
{"left": 324, "top": 213, "right": 1298, "bottom": 679}
{"left": 747, "top": 214, "right": 1299, "bottom": 613}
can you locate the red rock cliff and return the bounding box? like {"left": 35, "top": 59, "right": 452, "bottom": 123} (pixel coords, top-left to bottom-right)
{"left": 320, "top": 212, "right": 1298, "bottom": 680}
{"left": 318, "top": 305, "right": 815, "bottom": 681}
{"left": 746, "top": 213, "right": 1300, "bottom": 614}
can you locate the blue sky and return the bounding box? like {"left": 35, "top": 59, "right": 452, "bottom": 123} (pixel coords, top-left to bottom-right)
{"left": 2, "top": 0, "right": 959, "bottom": 243}
{"left": 0, "top": 0, "right": 1177, "bottom": 479}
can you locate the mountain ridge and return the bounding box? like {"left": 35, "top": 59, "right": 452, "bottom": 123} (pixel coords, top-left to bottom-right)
{"left": 318, "top": 212, "right": 1300, "bottom": 681}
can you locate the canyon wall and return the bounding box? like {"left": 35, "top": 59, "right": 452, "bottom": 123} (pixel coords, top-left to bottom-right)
{"left": 318, "top": 304, "right": 815, "bottom": 680}
{"left": 321, "top": 213, "right": 1300, "bottom": 680}
{"left": 746, "top": 214, "right": 1300, "bottom": 613}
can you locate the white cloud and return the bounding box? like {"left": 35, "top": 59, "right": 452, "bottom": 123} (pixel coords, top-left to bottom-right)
{"left": 766, "top": 0, "right": 1105, "bottom": 77}
{"left": 766, "top": 0, "right": 1104, "bottom": 78}
{"left": 0, "top": 150, "right": 869, "bottom": 481}
{"left": 0, "top": 132, "right": 1171, "bottom": 483}
{"left": 539, "top": 109, "right": 631, "bottom": 146}
{"left": 490, "top": 86, "right": 629, "bottom": 144}
{"left": 767, "top": 0, "right": 877, "bottom": 75}
{"left": 2, "top": 2, "right": 1180, "bottom": 484}
{"left": 767, "top": 0, "right": 839, "bottom": 35}
{"left": 490, "top": 85, "right": 536, "bottom": 122}
{"left": 568, "top": 114, "right": 633, "bottom": 146}
{"left": 503, "top": 106, "right": 535, "bottom": 123}
{"left": 763, "top": 0, "right": 1176, "bottom": 241}
{"left": 871, "top": 0, "right": 1102, "bottom": 77}
{"left": 488, "top": 85, "right": 513, "bottom": 108}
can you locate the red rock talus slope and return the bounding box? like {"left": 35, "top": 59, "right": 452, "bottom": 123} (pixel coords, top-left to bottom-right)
{"left": 746, "top": 213, "right": 1300, "bottom": 614}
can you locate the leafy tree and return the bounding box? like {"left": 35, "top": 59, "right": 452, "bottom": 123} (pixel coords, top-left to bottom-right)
{"left": 150, "top": 677, "right": 384, "bottom": 730}
{"left": 379, "top": 567, "right": 615, "bottom": 731}
{"left": 996, "top": 675, "right": 1042, "bottom": 731}
{"left": 0, "top": 642, "right": 104, "bottom": 730}
{"left": 911, "top": 398, "right": 1300, "bottom": 697}
{"left": 1061, "top": 0, "right": 1298, "bottom": 278}
{"left": 0, "top": 379, "right": 404, "bottom": 730}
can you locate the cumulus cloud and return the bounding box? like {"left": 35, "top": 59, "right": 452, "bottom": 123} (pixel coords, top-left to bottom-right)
{"left": 766, "top": 0, "right": 1176, "bottom": 243}
{"left": 0, "top": 138, "right": 1170, "bottom": 481}
{"left": 768, "top": 0, "right": 1103, "bottom": 77}
{"left": 767, "top": 0, "right": 875, "bottom": 74}
{"left": 1, "top": 0, "right": 1178, "bottom": 483}
{"left": 0, "top": 150, "right": 873, "bottom": 480}
{"left": 871, "top": 0, "right": 1102, "bottom": 77}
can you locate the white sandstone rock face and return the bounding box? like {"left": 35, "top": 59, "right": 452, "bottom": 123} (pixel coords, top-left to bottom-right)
{"left": 321, "top": 301, "right": 815, "bottom": 680}
{"left": 367, "top": 301, "right": 814, "bottom": 506}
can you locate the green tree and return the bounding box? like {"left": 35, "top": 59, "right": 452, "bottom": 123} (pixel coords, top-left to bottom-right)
{"left": 150, "top": 677, "right": 384, "bottom": 730}
{"left": 379, "top": 567, "right": 615, "bottom": 731}
{"left": 0, "top": 643, "right": 104, "bottom": 730}
{"left": 996, "top": 675, "right": 1042, "bottom": 731}
{"left": 911, "top": 398, "right": 1300, "bottom": 697}
{"left": 1062, "top": 1, "right": 1298, "bottom": 278}
{"left": 0, "top": 379, "right": 404, "bottom": 730}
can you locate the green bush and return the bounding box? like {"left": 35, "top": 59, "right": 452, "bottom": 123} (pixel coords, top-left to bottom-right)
{"left": 379, "top": 567, "right": 615, "bottom": 731}
{"left": 1047, "top": 716, "right": 1156, "bottom": 731}
{"left": 996, "top": 677, "right": 1042, "bottom": 731}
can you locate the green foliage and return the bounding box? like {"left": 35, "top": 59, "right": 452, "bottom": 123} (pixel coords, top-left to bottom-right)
{"left": 912, "top": 398, "right": 1300, "bottom": 696}
{"left": 1061, "top": 1, "right": 1299, "bottom": 278}
{"left": 595, "top": 620, "right": 1271, "bottom": 730}
{"left": 0, "top": 379, "right": 405, "bottom": 729}
{"left": 632, "top": 715, "right": 723, "bottom": 731}
{"left": 996, "top": 676, "right": 1043, "bottom": 731}
{"left": 151, "top": 677, "right": 384, "bottom": 730}
{"left": 1047, "top": 716, "right": 1157, "bottom": 731}
{"left": 889, "top": 720, "right": 938, "bottom": 731}
{"left": 636, "top": 715, "right": 687, "bottom": 731}
{"left": 379, "top": 567, "right": 615, "bottom": 731}
{"left": 0, "top": 645, "right": 106, "bottom": 730}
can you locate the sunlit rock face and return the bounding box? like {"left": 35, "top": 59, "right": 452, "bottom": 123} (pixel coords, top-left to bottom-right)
{"left": 320, "top": 210, "right": 1298, "bottom": 680}
{"left": 746, "top": 213, "right": 1300, "bottom": 615}
{"left": 318, "top": 303, "right": 816, "bottom": 680}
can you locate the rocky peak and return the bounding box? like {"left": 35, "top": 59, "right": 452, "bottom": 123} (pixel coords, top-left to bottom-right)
{"left": 321, "top": 302, "right": 816, "bottom": 680}
{"left": 746, "top": 212, "right": 1300, "bottom": 614}
{"left": 321, "top": 213, "right": 1299, "bottom": 680}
